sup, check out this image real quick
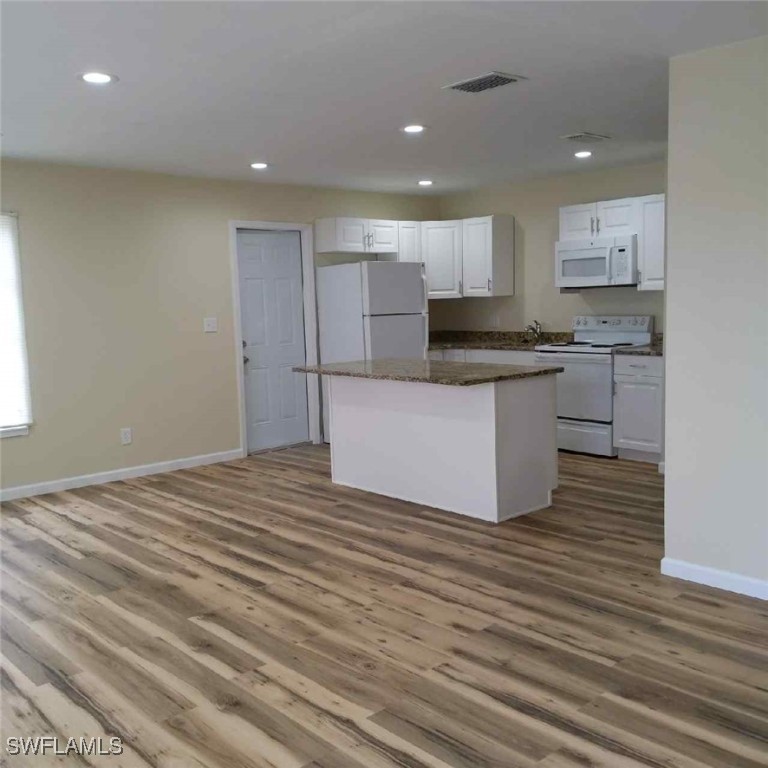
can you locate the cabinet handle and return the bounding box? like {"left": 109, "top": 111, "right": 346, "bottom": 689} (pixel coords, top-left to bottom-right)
{"left": 590, "top": 217, "right": 594, "bottom": 235}
{"left": 596, "top": 217, "right": 600, "bottom": 234}
{"left": 487, "top": 277, "right": 492, "bottom": 292}
{"left": 628, "top": 364, "right": 647, "bottom": 369}
{"left": 459, "top": 279, "right": 463, "bottom": 295}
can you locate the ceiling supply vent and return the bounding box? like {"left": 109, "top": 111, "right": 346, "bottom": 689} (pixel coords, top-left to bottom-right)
{"left": 560, "top": 132, "right": 612, "bottom": 143}
{"left": 443, "top": 71, "right": 524, "bottom": 93}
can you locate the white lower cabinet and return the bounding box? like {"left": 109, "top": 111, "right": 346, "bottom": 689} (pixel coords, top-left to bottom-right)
{"left": 465, "top": 349, "right": 536, "bottom": 365}
{"left": 428, "top": 349, "right": 444, "bottom": 361}
{"left": 442, "top": 348, "right": 466, "bottom": 362}
{"left": 613, "top": 357, "right": 664, "bottom": 456}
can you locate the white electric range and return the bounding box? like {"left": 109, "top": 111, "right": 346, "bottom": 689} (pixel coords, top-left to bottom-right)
{"left": 535, "top": 315, "right": 653, "bottom": 456}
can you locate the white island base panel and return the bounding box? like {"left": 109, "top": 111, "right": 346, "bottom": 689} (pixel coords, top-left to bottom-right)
{"left": 328, "top": 375, "right": 558, "bottom": 523}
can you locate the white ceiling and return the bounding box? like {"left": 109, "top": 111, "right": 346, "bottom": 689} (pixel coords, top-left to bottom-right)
{"left": 2, "top": 1, "right": 766, "bottom": 193}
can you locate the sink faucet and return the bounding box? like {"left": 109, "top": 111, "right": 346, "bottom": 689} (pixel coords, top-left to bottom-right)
{"left": 524, "top": 320, "right": 543, "bottom": 344}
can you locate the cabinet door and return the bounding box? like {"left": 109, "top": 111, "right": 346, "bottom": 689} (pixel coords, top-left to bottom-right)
{"left": 637, "top": 194, "right": 665, "bottom": 291}
{"left": 397, "top": 222, "right": 422, "bottom": 263}
{"left": 462, "top": 217, "right": 493, "bottom": 296}
{"left": 442, "top": 348, "right": 466, "bottom": 362}
{"left": 559, "top": 203, "right": 597, "bottom": 240}
{"left": 422, "top": 221, "right": 463, "bottom": 299}
{"left": 613, "top": 374, "right": 663, "bottom": 453}
{"left": 335, "top": 218, "right": 368, "bottom": 252}
{"left": 369, "top": 220, "right": 399, "bottom": 253}
{"left": 428, "top": 349, "right": 444, "bottom": 361}
{"left": 596, "top": 198, "right": 639, "bottom": 238}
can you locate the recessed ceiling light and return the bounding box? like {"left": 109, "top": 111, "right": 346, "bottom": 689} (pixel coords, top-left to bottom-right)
{"left": 574, "top": 150, "right": 593, "bottom": 159}
{"left": 81, "top": 72, "right": 116, "bottom": 85}
{"left": 250, "top": 162, "right": 269, "bottom": 170}
{"left": 418, "top": 180, "right": 433, "bottom": 186}
{"left": 403, "top": 125, "right": 425, "bottom": 134}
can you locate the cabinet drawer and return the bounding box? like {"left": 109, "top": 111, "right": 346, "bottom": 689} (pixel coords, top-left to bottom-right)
{"left": 614, "top": 356, "right": 663, "bottom": 377}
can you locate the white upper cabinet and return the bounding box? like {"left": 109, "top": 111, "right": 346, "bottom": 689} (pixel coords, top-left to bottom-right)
{"left": 558, "top": 194, "right": 666, "bottom": 291}
{"left": 559, "top": 203, "right": 597, "bottom": 240}
{"left": 636, "top": 194, "right": 666, "bottom": 291}
{"left": 397, "top": 221, "right": 421, "bottom": 263}
{"left": 315, "top": 218, "right": 398, "bottom": 253}
{"left": 421, "top": 220, "right": 463, "bottom": 299}
{"left": 595, "top": 197, "right": 639, "bottom": 238}
{"left": 462, "top": 215, "right": 515, "bottom": 297}
{"left": 369, "top": 220, "right": 399, "bottom": 253}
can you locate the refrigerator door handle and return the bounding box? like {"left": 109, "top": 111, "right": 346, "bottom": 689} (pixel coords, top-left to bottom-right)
{"left": 423, "top": 313, "right": 429, "bottom": 359}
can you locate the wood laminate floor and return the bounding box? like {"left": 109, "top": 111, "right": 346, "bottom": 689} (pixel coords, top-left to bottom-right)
{"left": 1, "top": 446, "right": 767, "bottom": 767}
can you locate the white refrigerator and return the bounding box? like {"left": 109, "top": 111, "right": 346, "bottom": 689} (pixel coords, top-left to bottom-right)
{"left": 317, "top": 261, "right": 428, "bottom": 442}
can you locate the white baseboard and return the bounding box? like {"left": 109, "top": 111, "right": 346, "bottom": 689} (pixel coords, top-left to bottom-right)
{"left": 661, "top": 557, "right": 768, "bottom": 601}
{"left": 0, "top": 448, "right": 245, "bottom": 502}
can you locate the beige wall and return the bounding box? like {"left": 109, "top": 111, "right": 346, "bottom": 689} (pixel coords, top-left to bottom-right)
{"left": 0, "top": 160, "right": 439, "bottom": 489}
{"left": 431, "top": 161, "right": 666, "bottom": 332}
{"left": 665, "top": 36, "right": 768, "bottom": 588}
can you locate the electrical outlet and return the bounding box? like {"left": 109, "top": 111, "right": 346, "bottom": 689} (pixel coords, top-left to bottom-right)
{"left": 120, "top": 427, "right": 132, "bottom": 446}
{"left": 203, "top": 317, "right": 218, "bottom": 333}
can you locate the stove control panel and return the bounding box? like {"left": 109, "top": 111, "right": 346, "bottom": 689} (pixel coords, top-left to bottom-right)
{"left": 572, "top": 316, "right": 652, "bottom": 331}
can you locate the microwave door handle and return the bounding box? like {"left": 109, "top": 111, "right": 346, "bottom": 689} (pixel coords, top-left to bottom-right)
{"left": 606, "top": 246, "right": 614, "bottom": 285}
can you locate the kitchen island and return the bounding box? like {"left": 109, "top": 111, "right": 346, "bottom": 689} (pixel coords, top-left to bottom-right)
{"left": 295, "top": 358, "right": 563, "bottom": 523}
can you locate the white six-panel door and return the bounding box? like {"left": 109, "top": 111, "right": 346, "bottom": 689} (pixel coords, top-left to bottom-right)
{"left": 237, "top": 230, "right": 309, "bottom": 452}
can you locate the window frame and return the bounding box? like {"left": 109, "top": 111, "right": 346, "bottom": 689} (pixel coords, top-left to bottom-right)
{"left": 0, "top": 211, "right": 32, "bottom": 438}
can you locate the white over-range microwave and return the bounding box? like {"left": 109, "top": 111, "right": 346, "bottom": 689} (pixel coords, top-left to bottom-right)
{"left": 555, "top": 235, "right": 638, "bottom": 288}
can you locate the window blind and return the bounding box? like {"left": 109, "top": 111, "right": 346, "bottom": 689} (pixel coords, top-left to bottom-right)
{"left": 0, "top": 213, "right": 32, "bottom": 429}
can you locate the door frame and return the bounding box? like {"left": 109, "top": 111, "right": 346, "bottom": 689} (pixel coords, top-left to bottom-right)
{"left": 229, "top": 220, "right": 321, "bottom": 454}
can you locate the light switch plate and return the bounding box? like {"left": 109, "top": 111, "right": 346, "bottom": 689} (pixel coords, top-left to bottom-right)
{"left": 120, "top": 427, "right": 132, "bottom": 445}
{"left": 203, "top": 317, "right": 218, "bottom": 333}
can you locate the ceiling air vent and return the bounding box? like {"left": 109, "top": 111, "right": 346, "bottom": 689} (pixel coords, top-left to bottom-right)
{"left": 443, "top": 71, "right": 524, "bottom": 93}
{"left": 560, "top": 132, "right": 612, "bottom": 143}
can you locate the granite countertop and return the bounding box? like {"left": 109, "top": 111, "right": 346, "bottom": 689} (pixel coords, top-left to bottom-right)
{"left": 294, "top": 358, "right": 564, "bottom": 386}
{"left": 429, "top": 331, "right": 571, "bottom": 351}
{"left": 614, "top": 343, "right": 664, "bottom": 357}
{"left": 429, "top": 341, "right": 540, "bottom": 352}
